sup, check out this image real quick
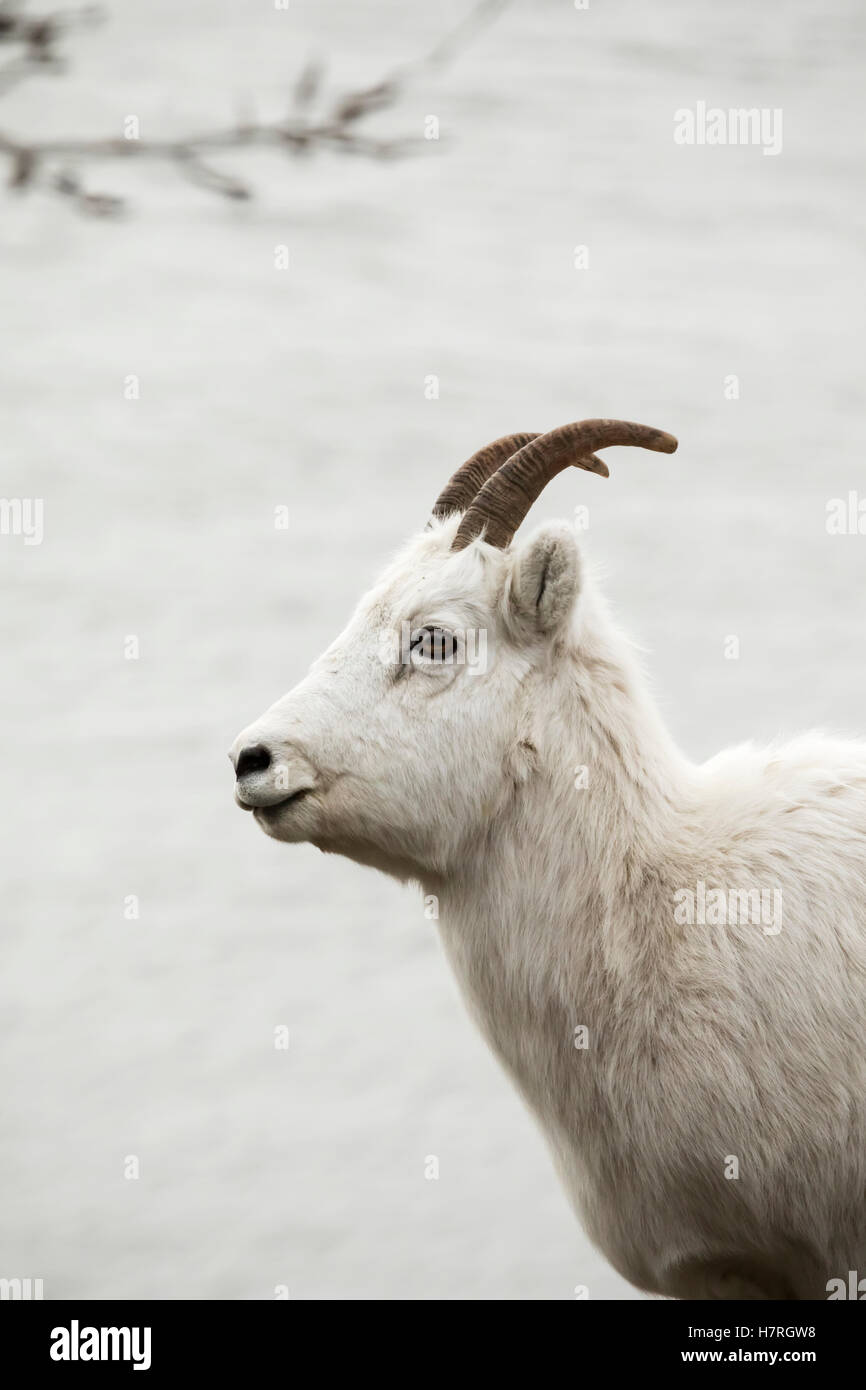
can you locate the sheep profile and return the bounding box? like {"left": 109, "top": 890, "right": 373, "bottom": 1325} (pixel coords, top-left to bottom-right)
{"left": 231, "top": 419, "right": 866, "bottom": 1300}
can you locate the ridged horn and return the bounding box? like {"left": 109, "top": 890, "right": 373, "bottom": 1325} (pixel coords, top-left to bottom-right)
{"left": 430, "top": 433, "right": 540, "bottom": 521}
{"left": 451, "top": 418, "right": 678, "bottom": 551}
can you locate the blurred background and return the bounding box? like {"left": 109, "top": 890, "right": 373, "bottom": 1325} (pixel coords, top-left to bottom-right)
{"left": 1, "top": 0, "right": 865, "bottom": 1300}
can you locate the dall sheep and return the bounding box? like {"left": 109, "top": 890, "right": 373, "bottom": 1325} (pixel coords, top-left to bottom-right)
{"left": 231, "top": 419, "right": 866, "bottom": 1300}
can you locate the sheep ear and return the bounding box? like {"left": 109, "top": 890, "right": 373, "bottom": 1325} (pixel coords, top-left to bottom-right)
{"left": 506, "top": 523, "right": 581, "bottom": 637}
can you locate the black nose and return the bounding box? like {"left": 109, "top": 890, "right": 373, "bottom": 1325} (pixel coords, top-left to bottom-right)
{"left": 235, "top": 743, "right": 271, "bottom": 779}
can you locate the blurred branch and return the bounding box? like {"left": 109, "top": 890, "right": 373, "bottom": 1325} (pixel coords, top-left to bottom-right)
{"left": 401, "top": 0, "right": 510, "bottom": 75}
{"left": 0, "top": 0, "right": 510, "bottom": 216}
{"left": 0, "top": 1, "right": 98, "bottom": 82}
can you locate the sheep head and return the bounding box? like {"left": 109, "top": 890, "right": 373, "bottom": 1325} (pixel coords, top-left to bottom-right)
{"left": 231, "top": 419, "right": 677, "bottom": 878}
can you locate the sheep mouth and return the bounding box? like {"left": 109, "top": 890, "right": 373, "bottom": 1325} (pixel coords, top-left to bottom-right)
{"left": 253, "top": 787, "right": 313, "bottom": 818}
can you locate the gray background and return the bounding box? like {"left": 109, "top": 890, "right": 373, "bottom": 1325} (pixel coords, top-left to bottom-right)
{"left": 1, "top": 0, "right": 865, "bottom": 1299}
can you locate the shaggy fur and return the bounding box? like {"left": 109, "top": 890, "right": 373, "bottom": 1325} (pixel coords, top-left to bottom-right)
{"left": 232, "top": 514, "right": 866, "bottom": 1300}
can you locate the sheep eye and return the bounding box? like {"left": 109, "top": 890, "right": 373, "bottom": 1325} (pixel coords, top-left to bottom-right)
{"left": 410, "top": 627, "right": 458, "bottom": 662}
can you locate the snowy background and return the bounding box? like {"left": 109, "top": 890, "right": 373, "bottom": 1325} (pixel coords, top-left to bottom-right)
{"left": 1, "top": 0, "right": 865, "bottom": 1300}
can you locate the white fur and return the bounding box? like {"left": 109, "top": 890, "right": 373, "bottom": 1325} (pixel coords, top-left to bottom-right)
{"left": 232, "top": 514, "right": 866, "bottom": 1300}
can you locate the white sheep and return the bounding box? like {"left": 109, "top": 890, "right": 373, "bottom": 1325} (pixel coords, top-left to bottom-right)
{"left": 232, "top": 419, "right": 866, "bottom": 1300}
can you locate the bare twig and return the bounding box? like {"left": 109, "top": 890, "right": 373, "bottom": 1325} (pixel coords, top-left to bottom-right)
{"left": 292, "top": 58, "right": 324, "bottom": 112}
{"left": 0, "top": 0, "right": 511, "bottom": 215}
{"left": 399, "top": 0, "right": 510, "bottom": 76}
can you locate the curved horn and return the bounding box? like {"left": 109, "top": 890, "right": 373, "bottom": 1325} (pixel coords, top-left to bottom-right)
{"left": 430, "top": 432, "right": 540, "bottom": 521}
{"left": 451, "top": 418, "right": 678, "bottom": 551}
{"left": 430, "top": 431, "right": 610, "bottom": 524}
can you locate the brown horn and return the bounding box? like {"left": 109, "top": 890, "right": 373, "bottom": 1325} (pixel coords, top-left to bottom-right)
{"left": 430, "top": 431, "right": 609, "bottom": 524}
{"left": 451, "top": 418, "right": 678, "bottom": 551}
{"left": 430, "top": 432, "right": 540, "bottom": 521}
